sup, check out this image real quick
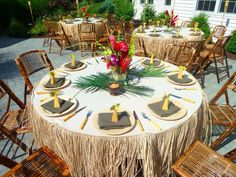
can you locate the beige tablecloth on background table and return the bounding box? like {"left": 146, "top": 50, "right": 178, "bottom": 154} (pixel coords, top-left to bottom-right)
{"left": 135, "top": 27, "right": 204, "bottom": 60}
{"left": 30, "top": 57, "right": 211, "bottom": 177}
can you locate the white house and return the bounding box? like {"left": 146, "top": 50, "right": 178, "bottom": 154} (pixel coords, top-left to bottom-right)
{"left": 133, "top": 0, "right": 236, "bottom": 33}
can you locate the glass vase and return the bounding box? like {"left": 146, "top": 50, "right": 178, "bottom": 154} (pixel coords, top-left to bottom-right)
{"left": 111, "top": 70, "right": 127, "bottom": 82}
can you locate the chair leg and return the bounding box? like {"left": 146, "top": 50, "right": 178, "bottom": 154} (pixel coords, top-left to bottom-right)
{"left": 0, "top": 154, "right": 17, "bottom": 168}
{"left": 225, "top": 57, "right": 230, "bottom": 78}
{"left": 214, "top": 59, "right": 220, "bottom": 83}
{"left": 24, "top": 83, "right": 27, "bottom": 105}
{"left": 49, "top": 38, "right": 52, "bottom": 54}
{"left": 210, "top": 126, "right": 235, "bottom": 149}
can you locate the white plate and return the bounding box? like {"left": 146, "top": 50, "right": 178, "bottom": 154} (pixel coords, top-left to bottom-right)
{"left": 40, "top": 76, "right": 71, "bottom": 91}
{"left": 167, "top": 74, "right": 196, "bottom": 86}
{"left": 93, "top": 109, "right": 136, "bottom": 136}
{"left": 39, "top": 95, "right": 78, "bottom": 117}
{"left": 62, "top": 62, "right": 87, "bottom": 72}
{"left": 147, "top": 97, "right": 187, "bottom": 121}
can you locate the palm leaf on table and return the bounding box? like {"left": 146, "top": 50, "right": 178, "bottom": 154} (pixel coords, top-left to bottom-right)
{"left": 129, "top": 66, "right": 167, "bottom": 78}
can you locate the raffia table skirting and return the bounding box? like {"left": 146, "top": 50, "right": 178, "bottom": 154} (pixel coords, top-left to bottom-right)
{"left": 29, "top": 94, "right": 210, "bottom": 177}
{"left": 134, "top": 27, "right": 204, "bottom": 60}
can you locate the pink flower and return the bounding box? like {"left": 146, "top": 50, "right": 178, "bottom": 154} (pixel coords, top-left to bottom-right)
{"left": 109, "top": 35, "right": 116, "bottom": 49}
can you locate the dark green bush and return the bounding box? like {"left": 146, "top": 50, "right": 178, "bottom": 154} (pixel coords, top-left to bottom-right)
{"left": 141, "top": 5, "right": 156, "bottom": 22}
{"left": 99, "top": 0, "right": 115, "bottom": 14}
{"left": 154, "top": 12, "right": 166, "bottom": 21}
{"left": 191, "top": 13, "right": 211, "bottom": 39}
{"left": 114, "top": 0, "right": 134, "bottom": 21}
{"left": 29, "top": 19, "right": 47, "bottom": 36}
{"left": 226, "top": 30, "right": 236, "bottom": 54}
{"left": 5, "top": 18, "right": 29, "bottom": 37}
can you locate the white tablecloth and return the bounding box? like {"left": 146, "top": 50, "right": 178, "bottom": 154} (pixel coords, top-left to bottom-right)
{"left": 30, "top": 56, "right": 210, "bottom": 177}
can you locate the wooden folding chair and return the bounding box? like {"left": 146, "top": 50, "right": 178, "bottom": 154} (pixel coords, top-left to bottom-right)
{"left": 0, "top": 79, "right": 32, "bottom": 154}
{"left": 172, "top": 141, "right": 236, "bottom": 177}
{"left": 134, "top": 37, "right": 148, "bottom": 57}
{"left": 78, "top": 22, "right": 96, "bottom": 57}
{"left": 205, "top": 25, "right": 226, "bottom": 50}
{"left": 15, "top": 50, "right": 54, "bottom": 104}
{"left": 123, "top": 21, "right": 134, "bottom": 43}
{"left": 224, "top": 148, "right": 236, "bottom": 161}
{"left": 209, "top": 71, "right": 236, "bottom": 149}
{"left": 2, "top": 146, "right": 71, "bottom": 177}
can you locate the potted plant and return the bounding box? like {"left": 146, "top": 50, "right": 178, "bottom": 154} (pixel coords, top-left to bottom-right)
{"left": 226, "top": 30, "right": 236, "bottom": 60}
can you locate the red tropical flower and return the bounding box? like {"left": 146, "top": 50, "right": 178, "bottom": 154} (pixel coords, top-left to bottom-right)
{"left": 81, "top": 6, "right": 87, "bottom": 13}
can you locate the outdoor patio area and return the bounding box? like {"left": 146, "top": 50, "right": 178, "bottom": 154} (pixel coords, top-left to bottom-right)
{"left": 1, "top": 0, "right": 236, "bottom": 177}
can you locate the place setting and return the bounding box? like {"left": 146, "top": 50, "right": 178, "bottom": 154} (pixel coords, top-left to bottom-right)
{"left": 93, "top": 104, "right": 136, "bottom": 135}
{"left": 141, "top": 54, "right": 164, "bottom": 68}
{"left": 62, "top": 53, "right": 87, "bottom": 72}
{"left": 38, "top": 90, "right": 78, "bottom": 117}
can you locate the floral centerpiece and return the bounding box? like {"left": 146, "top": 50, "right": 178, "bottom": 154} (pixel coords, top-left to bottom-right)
{"left": 81, "top": 6, "right": 89, "bottom": 21}
{"left": 101, "top": 34, "right": 135, "bottom": 82}
{"left": 165, "top": 10, "right": 179, "bottom": 27}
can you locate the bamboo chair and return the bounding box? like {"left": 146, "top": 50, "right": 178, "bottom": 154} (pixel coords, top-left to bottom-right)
{"left": 95, "top": 20, "right": 110, "bottom": 45}
{"left": 172, "top": 141, "right": 236, "bottom": 177}
{"left": 48, "top": 22, "right": 79, "bottom": 55}
{"left": 209, "top": 71, "right": 236, "bottom": 149}
{"left": 107, "top": 13, "right": 116, "bottom": 29}
{"left": 0, "top": 79, "right": 32, "bottom": 154}
{"left": 43, "top": 19, "right": 59, "bottom": 47}
{"left": 224, "top": 148, "right": 236, "bottom": 161}
{"left": 15, "top": 50, "right": 54, "bottom": 104}
{"left": 2, "top": 146, "right": 71, "bottom": 177}
{"left": 204, "top": 25, "right": 226, "bottom": 50}
{"left": 78, "top": 22, "right": 96, "bottom": 57}
{"left": 134, "top": 38, "right": 148, "bottom": 57}
{"left": 123, "top": 21, "right": 134, "bottom": 43}
{"left": 200, "top": 36, "right": 231, "bottom": 83}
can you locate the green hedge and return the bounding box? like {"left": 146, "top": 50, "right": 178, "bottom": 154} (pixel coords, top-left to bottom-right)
{"left": 226, "top": 30, "right": 236, "bottom": 54}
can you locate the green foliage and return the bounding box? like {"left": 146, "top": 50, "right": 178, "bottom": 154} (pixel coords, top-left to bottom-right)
{"left": 5, "top": 18, "right": 29, "bottom": 37}
{"left": 191, "top": 13, "right": 211, "bottom": 39}
{"left": 141, "top": 5, "right": 156, "bottom": 22}
{"left": 129, "top": 66, "right": 167, "bottom": 77}
{"left": 226, "top": 30, "right": 236, "bottom": 54}
{"left": 113, "top": 0, "right": 134, "bottom": 21}
{"left": 29, "top": 19, "right": 47, "bottom": 36}
{"left": 87, "top": 2, "right": 104, "bottom": 15}
{"left": 154, "top": 12, "right": 166, "bottom": 22}
{"left": 99, "top": 0, "right": 115, "bottom": 13}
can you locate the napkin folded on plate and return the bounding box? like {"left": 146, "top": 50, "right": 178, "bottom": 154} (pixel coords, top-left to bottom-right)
{"left": 64, "top": 61, "right": 84, "bottom": 69}
{"left": 148, "top": 100, "right": 180, "bottom": 117}
{"left": 44, "top": 78, "right": 65, "bottom": 88}
{"left": 168, "top": 74, "right": 192, "bottom": 84}
{"left": 41, "top": 98, "right": 74, "bottom": 114}
{"left": 172, "top": 35, "right": 183, "bottom": 38}
{"left": 98, "top": 111, "right": 131, "bottom": 130}
{"left": 149, "top": 34, "right": 160, "bottom": 37}
{"left": 143, "top": 59, "right": 161, "bottom": 66}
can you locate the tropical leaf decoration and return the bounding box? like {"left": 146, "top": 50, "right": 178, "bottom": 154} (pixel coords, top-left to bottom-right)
{"left": 128, "top": 65, "right": 167, "bottom": 77}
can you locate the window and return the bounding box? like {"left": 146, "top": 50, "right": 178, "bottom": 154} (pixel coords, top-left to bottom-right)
{"left": 219, "top": 0, "right": 236, "bottom": 13}
{"left": 197, "top": 0, "right": 216, "bottom": 11}
{"left": 165, "top": 0, "right": 172, "bottom": 6}
{"left": 140, "top": 0, "right": 144, "bottom": 4}
{"left": 148, "top": 0, "right": 154, "bottom": 4}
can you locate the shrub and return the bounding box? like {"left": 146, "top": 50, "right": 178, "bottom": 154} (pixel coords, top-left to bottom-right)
{"left": 226, "top": 30, "right": 236, "bottom": 54}
{"left": 6, "top": 18, "right": 29, "bottom": 37}
{"left": 154, "top": 12, "right": 166, "bottom": 21}
{"left": 191, "top": 13, "right": 211, "bottom": 39}
{"left": 29, "top": 19, "right": 47, "bottom": 36}
{"left": 99, "top": 0, "right": 115, "bottom": 14}
{"left": 114, "top": 0, "right": 134, "bottom": 21}
{"left": 141, "top": 5, "right": 156, "bottom": 22}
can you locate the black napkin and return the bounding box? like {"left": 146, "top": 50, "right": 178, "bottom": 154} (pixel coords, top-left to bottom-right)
{"left": 98, "top": 111, "right": 131, "bottom": 130}
{"left": 148, "top": 100, "right": 181, "bottom": 117}
{"left": 172, "top": 35, "right": 183, "bottom": 38}
{"left": 64, "top": 61, "right": 84, "bottom": 69}
{"left": 41, "top": 98, "right": 74, "bottom": 114}
{"left": 168, "top": 74, "right": 192, "bottom": 84}
{"left": 149, "top": 30, "right": 162, "bottom": 33}
{"left": 44, "top": 78, "right": 65, "bottom": 88}
{"left": 149, "top": 34, "right": 160, "bottom": 37}
{"left": 143, "top": 59, "right": 161, "bottom": 66}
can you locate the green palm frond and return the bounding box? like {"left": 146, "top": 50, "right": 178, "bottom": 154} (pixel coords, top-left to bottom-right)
{"left": 124, "top": 85, "right": 154, "bottom": 96}
{"left": 129, "top": 66, "right": 167, "bottom": 77}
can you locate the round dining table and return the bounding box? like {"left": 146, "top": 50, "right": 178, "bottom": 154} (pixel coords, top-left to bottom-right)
{"left": 59, "top": 17, "right": 105, "bottom": 39}
{"left": 30, "top": 56, "right": 210, "bottom": 177}
{"left": 134, "top": 26, "right": 205, "bottom": 60}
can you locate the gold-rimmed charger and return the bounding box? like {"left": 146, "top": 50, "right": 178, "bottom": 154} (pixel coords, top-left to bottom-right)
{"left": 147, "top": 97, "right": 187, "bottom": 121}
{"left": 39, "top": 95, "right": 78, "bottom": 117}
{"left": 62, "top": 62, "right": 87, "bottom": 72}
{"left": 167, "top": 74, "right": 196, "bottom": 86}
{"left": 93, "top": 109, "right": 136, "bottom": 136}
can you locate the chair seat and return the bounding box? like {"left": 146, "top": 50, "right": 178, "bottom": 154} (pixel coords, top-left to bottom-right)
{"left": 209, "top": 104, "right": 236, "bottom": 125}
{"left": 199, "top": 50, "right": 221, "bottom": 59}
{"left": 0, "top": 107, "right": 31, "bottom": 134}
{"left": 172, "top": 141, "right": 236, "bottom": 177}
{"left": 205, "top": 43, "right": 214, "bottom": 50}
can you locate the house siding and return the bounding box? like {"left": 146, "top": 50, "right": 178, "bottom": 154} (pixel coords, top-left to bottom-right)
{"left": 133, "top": 0, "right": 236, "bottom": 34}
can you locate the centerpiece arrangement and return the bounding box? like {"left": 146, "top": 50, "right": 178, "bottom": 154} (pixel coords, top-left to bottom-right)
{"left": 165, "top": 10, "right": 179, "bottom": 28}
{"left": 74, "top": 33, "right": 167, "bottom": 96}
{"left": 81, "top": 6, "right": 89, "bottom": 21}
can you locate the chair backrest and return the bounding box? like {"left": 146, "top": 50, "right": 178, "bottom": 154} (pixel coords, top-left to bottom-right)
{"left": 213, "top": 35, "right": 231, "bottom": 56}
{"left": 163, "top": 44, "right": 196, "bottom": 70}
{"left": 0, "top": 79, "right": 25, "bottom": 112}
{"left": 212, "top": 25, "right": 227, "bottom": 39}
{"left": 78, "top": 22, "right": 96, "bottom": 42}
{"left": 123, "top": 21, "right": 134, "bottom": 34}
{"left": 95, "top": 21, "right": 110, "bottom": 40}
{"left": 2, "top": 146, "right": 71, "bottom": 177}
{"left": 15, "top": 50, "right": 54, "bottom": 92}
{"left": 210, "top": 71, "right": 236, "bottom": 104}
